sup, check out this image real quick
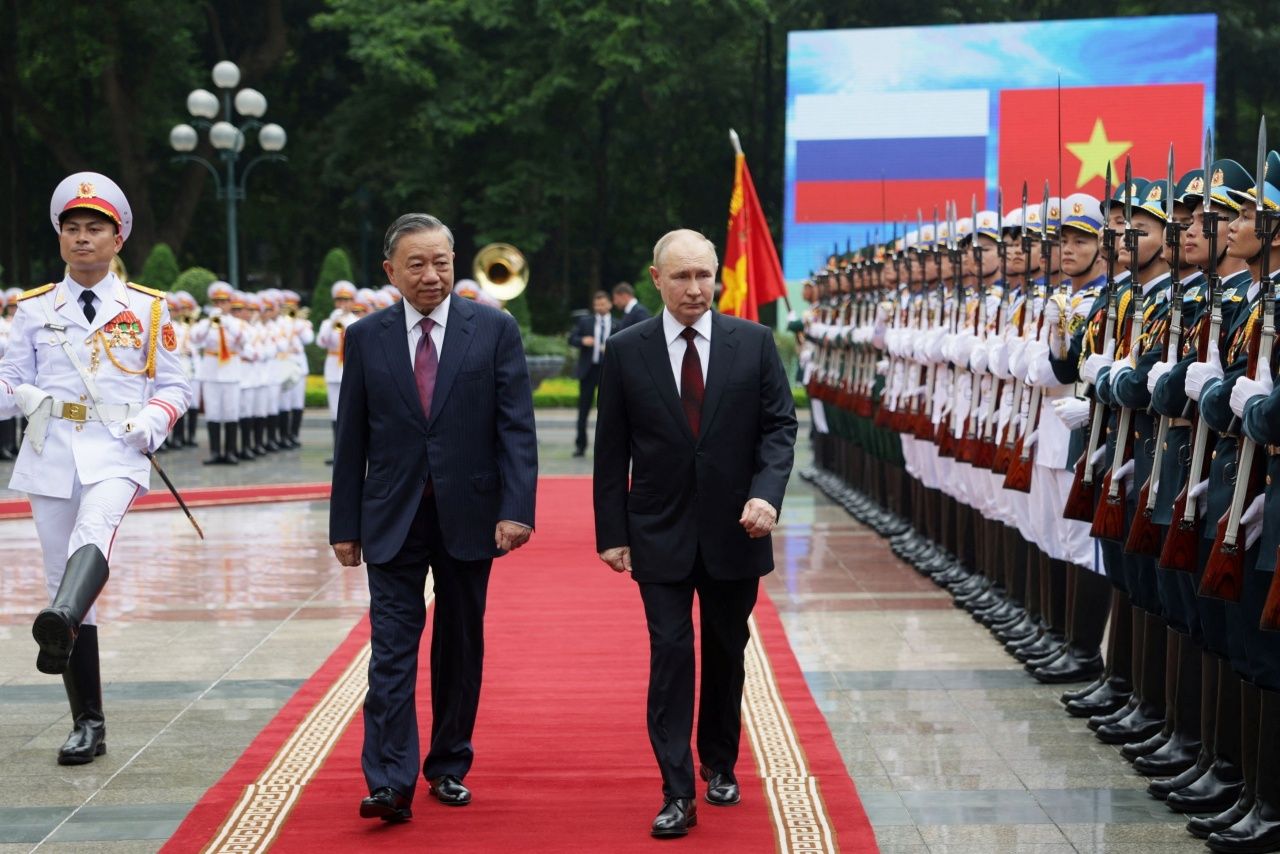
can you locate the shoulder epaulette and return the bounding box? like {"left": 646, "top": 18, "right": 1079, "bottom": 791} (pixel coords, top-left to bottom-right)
{"left": 18, "top": 283, "right": 55, "bottom": 301}
{"left": 126, "top": 282, "right": 165, "bottom": 298}
{"left": 1183, "top": 285, "right": 1204, "bottom": 302}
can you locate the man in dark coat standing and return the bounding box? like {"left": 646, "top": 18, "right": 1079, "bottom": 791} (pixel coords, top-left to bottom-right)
{"left": 593, "top": 228, "right": 797, "bottom": 838}
{"left": 612, "top": 281, "right": 651, "bottom": 331}
{"left": 568, "top": 290, "right": 613, "bottom": 456}
{"left": 330, "top": 213, "right": 537, "bottom": 823}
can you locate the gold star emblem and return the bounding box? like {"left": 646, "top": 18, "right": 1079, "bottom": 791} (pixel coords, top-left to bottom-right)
{"left": 1065, "top": 118, "right": 1133, "bottom": 188}
{"left": 77, "top": 182, "right": 95, "bottom": 198}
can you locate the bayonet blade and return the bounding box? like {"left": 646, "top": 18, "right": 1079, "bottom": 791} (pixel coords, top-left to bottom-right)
{"left": 1166, "top": 143, "right": 1176, "bottom": 224}
{"left": 1123, "top": 157, "right": 1134, "bottom": 227}
{"left": 1041, "top": 179, "right": 1050, "bottom": 241}
{"left": 1203, "top": 127, "right": 1214, "bottom": 215}
{"left": 1103, "top": 161, "right": 1113, "bottom": 223}
{"left": 1257, "top": 115, "right": 1267, "bottom": 215}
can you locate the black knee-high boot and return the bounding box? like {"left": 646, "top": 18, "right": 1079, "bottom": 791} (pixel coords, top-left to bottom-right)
{"left": 1134, "top": 629, "right": 1203, "bottom": 776}
{"left": 32, "top": 545, "right": 109, "bottom": 675}
{"left": 57, "top": 624, "right": 105, "bottom": 765}
{"left": 1190, "top": 681, "right": 1261, "bottom": 839}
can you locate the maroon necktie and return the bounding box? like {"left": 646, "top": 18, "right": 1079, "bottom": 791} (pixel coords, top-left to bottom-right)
{"left": 679, "top": 327, "right": 704, "bottom": 438}
{"left": 415, "top": 317, "right": 439, "bottom": 420}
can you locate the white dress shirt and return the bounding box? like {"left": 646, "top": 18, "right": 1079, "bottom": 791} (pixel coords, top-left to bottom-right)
{"left": 593, "top": 311, "right": 611, "bottom": 364}
{"left": 404, "top": 294, "right": 451, "bottom": 368}
{"left": 63, "top": 274, "right": 106, "bottom": 325}
{"left": 662, "top": 308, "right": 711, "bottom": 394}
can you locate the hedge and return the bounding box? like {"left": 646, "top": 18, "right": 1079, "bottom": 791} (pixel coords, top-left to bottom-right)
{"left": 303, "top": 374, "right": 809, "bottom": 410}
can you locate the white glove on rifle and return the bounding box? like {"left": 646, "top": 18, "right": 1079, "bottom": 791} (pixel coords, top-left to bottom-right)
{"left": 1147, "top": 359, "right": 1175, "bottom": 395}
{"left": 1185, "top": 352, "right": 1225, "bottom": 403}
{"left": 1110, "top": 357, "right": 1133, "bottom": 385}
{"left": 1053, "top": 397, "right": 1092, "bottom": 430}
{"left": 1189, "top": 478, "right": 1209, "bottom": 517}
{"left": 1114, "top": 458, "right": 1135, "bottom": 486}
{"left": 989, "top": 339, "right": 1011, "bottom": 379}
{"left": 1230, "top": 373, "right": 1274, "bottom": 419}
{"left": 1080, "top": 345, "right": 1115, "bottom": 384}
{"left": 1243, "top": 493, "right": 1266, "bottom": 551}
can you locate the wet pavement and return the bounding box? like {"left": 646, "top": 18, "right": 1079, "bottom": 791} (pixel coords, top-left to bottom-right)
{"left": 0, "top": 409, "right": 1205, "bottom": 852}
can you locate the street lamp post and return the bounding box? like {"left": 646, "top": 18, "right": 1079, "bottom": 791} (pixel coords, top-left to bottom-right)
{"left": 170, "top": 60, "right": 287, "bottom": 289}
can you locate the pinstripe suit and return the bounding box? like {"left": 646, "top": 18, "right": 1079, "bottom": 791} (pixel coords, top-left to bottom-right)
{"left": 329, "top": 294, "right": 537, "bottom": 798}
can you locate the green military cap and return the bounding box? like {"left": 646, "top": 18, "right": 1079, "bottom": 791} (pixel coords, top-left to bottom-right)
{"left": 1227, "top": 150, "right": 1280, "bottom": 212}
{"left": 1136, "top": 179, "right": 1171, "bottom": 221}
{"left": 1173, "top": 169, "right": 1204, "bottom": 206}
{"left": 1204, "top": 159, "right": 1253, "bottom": 211}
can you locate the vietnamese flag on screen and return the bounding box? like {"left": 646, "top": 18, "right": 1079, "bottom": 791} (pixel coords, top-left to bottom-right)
{"left": 998, "top": 83, "right": 1204, "bottom": 198}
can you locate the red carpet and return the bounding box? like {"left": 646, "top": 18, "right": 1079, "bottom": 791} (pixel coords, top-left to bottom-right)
{"left": 161, "top": 477, "right": 877, "bottom": 853}
{"left": 0, "top": 482, "right": 331, "bottom": 520}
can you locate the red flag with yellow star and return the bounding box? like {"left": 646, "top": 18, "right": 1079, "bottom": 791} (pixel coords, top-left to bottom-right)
{"left": 998, "top": 83, "right": 1204, "bottom": 199}
{"left": 720, "top": 151, "right": 787, "bottom": 321}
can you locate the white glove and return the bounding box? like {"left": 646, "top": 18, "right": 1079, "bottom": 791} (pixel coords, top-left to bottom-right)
{"left": 1081, "top": 351, "right": 1113, "bottom": 384}
{"left": 1110, "top": 357, "right": 1133, "bottom": 385}
{"left": 1114, "top": 458, "right": 1135, "bottom": 486}
{"left": 953, "top": 332, "right": 979, "bottom": 365}
{"left": 1042, "top": 297, "right": 1062, "bottom": 329}
{"left": 1147, "top": 359, "right": 1174, "bottom": 395}
{"left": 940, "top": 333, "right": 958, "bottom": 364}
{"left": 1053, "top": 397, "right": 1092, "bottom": 430}
{"left": 1189, "top": 478, "right": 1209, "bottom": 517}
{"left": 1023, "top": 340, "right": 1051, "bottom": 385}
{"left": 1023, "top": 429, "right": 1039, "bottom": 451}
{"left": 15, "top": 384, "right": 52, "bottom": 418}
{"left": 876, "top": 358, "right": 890, "bottom": 374}
{"left": 118, "top": 404, "right": 174, "bottom": 454}
{"left": 1185, "top": 355, "right": 1225, "bottom": 403}
{"left": 1008, "top": 337, "right": 1030, "bottom": 377}
{"left": 990, "top": 339, "right": 1011, "bottom": 379}
{"left": 1230, "top": 374, "right": 1274, "bottom": 419}
{"left": 970, "top": 342, "right": 990, "bottom": 374}
{"left": 1243, "top": 493, "right": 1266, "bottom": 551}
{"left": 925, "top": 329, "right": 947, "bottom": 363}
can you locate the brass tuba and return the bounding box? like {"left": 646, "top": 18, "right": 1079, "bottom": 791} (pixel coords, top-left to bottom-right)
{"left": 473, "top": 243, "right": 529, "bottom": 303}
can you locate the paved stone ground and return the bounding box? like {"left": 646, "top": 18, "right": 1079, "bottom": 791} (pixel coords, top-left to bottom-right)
{"left": 0, "top": 409, "right": 1205, "bottom": 852}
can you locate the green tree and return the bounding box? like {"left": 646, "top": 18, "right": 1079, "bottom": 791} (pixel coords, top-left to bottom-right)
{"left": 172, "top": 266, "right": 218, "bottom": 306}
{"left": 138, "top": 243, "right": 181, "bottom": 290}
{"left": 312, "top": 247, "right": 354, "bottom": 319}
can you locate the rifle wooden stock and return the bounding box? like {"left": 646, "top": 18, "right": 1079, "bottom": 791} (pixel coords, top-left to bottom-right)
{"left": 1261, "top": 551, "right": 1280, "bottom": 631}
{"left": 1124, "top": 477, "right": 1163, "bottom": 556}
{"left": 992, "top": 422, "right": 1016, "bottom": 474}
{"left": 1089, "top": 471, "right": 1127, "bottom": 541}
{"left": 974, "top": 437, "right": 997, "bottom": 469}
{"left": 937, "top": 424, "right": 957, "bottom": 458}
{"left": 1003, "top": 438, "right": 1033, "bottom": 492}
{"left": 1200, "top": 441, "right": 1264, "bottom": 602}
{"left": 1063, "top": 453, "right": 1096, "bottom": 522}
{"left": 1159, "top": 483, "right": 1202, "bottom": 572}
{"left": 1200, "top": 510, "right": 1245, "bottom": 601}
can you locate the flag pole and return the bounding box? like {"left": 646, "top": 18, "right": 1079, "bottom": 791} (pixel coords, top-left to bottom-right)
{"left": 728, "top": 128, "right": 792, "bottom": 312}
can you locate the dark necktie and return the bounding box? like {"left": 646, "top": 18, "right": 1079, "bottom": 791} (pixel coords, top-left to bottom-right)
{"left": 80, "top": 291, "right": 96, "bottom": 324}
{"left": 415, "top": 317, "right": 439, "bottom": 420}
{"left": 679, "top": 326, "right": 704, "bottom": 438}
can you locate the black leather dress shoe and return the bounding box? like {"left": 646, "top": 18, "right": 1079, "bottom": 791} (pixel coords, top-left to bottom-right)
{"left": 1066, "top": 679, "right": 1131, "bottom": 718}
{"left": 428, "top": 774, "right": 471, "bottom": 806}
{"left": 1148, "top": 753, "right": 1212, "bottom": 800}
{"left": 360, "top": 787, "right": 412, "bottom": 822}
{"left": 1166, "top": 759, "right": 1245, "bottom": 814}
{"left": 701, "top": 765, "right": 740, "bottom": 805}
{"left": 1031, "top": 648, "right": 1104, "bottom": 685}
{"left": 1095, "top": 702, "right": 1165, "bottom": 745}
{"left": 651, "top": 797, "right": 697, "bottom": 837}
{"left": 57, "top": 717, "right": 106, "bottom": 765}
{"left": 1133, "top": 732, "right": 1201, "bottom": 777}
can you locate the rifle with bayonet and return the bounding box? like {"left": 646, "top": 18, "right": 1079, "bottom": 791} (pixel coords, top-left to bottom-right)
{"left": 1202, "top": 117, "right": 1274, "bottom": 601}
{"left": 1128, "top": 145, "right": 1184, "bottom": 556}
{"left": 994, "top": 185, "right": 1030, "bottom": 476}
{"left": 1161, "top": 129, "right": 1224, "bottom": 570}
{"left": 1092, "top": 158, "right": 1143, "bottom": 541}
{"left": 1006, "top": 182, "right": 1055, "bottom": 492}
{"left": 1064, "top": 163, "right": 1121, "bottom": 521}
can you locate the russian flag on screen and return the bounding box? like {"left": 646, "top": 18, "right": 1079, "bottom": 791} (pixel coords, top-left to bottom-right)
{"left": 793, "top": 90, "right": 989, "bottom": 223}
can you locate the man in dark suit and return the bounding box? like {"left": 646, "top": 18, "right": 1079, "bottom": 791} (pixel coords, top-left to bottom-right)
{"left": 612, "top": 281, "right": 651, "bottom": 331}
{"left": 593, "top": 229, "right": 797, "bottom": 838}
{"left": 330, "top": 213, "right": 538, "bottom": 824}
{"left": 568, "top": 290, "right": 613, "bottom": 456}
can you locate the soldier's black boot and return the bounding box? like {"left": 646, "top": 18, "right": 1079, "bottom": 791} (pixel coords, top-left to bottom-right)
{"left": 1097, "top": 611, "right": 1166, "bottom": 744}
{"left": 223, "top": 421, "right": 240, "bottom": 465}
{"left": 1151, "top": 651, "right": 1221, "bottom": 799}
{"left": 1190, "top": 681, "right": 1260, "bottom": 840}
{"left": 325, "top": 422, "right": 337, "bottom": 466}
{"left": 238, "top": 419, "right": 256, "bottom": 460}
{"left": 32, "top": 545, "right": 109, "bottom": 675}
{"left": 202, "top": 423, "right": 223, "bottom": 465}
{"left": 1134, "top": 630, "right": 1202, "bottom": 776}
{"left": 263, "top": 414, "right": 280, "bottom": 452}
{"left": 58, "top": 625, "right": 105, "bottom": 765}
{"left": 292, "top": 409, "right": 304, "bottom": 448}
{"left": 1069, "top": 590, "right": 1134, "bottom": 717}
{"left": 1207, "top": 687, "right": 1280, "bottom": 853}
{"left": 253, "top": 416, "right": 269, "bottom": 455}
{"left": 1167, "top": 664, "right": 1244, "bottom": 814}
{"left": 0, "top": 419, "right": 15, "bottom": 461}
{"left": 183, "top": 410, "right": 199, "bottom": 448}
{"left": 1032, "top": 562, "right": 1106, "bottom": 684}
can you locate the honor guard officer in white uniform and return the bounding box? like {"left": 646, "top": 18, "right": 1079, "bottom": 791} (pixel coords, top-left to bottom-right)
{"left": 190, "top": 281, "right": 245, "bottom": 464}
{"left": 0, "top": 289, "right": 14, "bottom": 460}
{"left": 0, "top": 172, "right": 191, "bottom": 765}
{"left": 315, "top": 280, "right": 356, "bottom": 464}
{"left": 280, "top": 289, "right": 311, "bottom": 448}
